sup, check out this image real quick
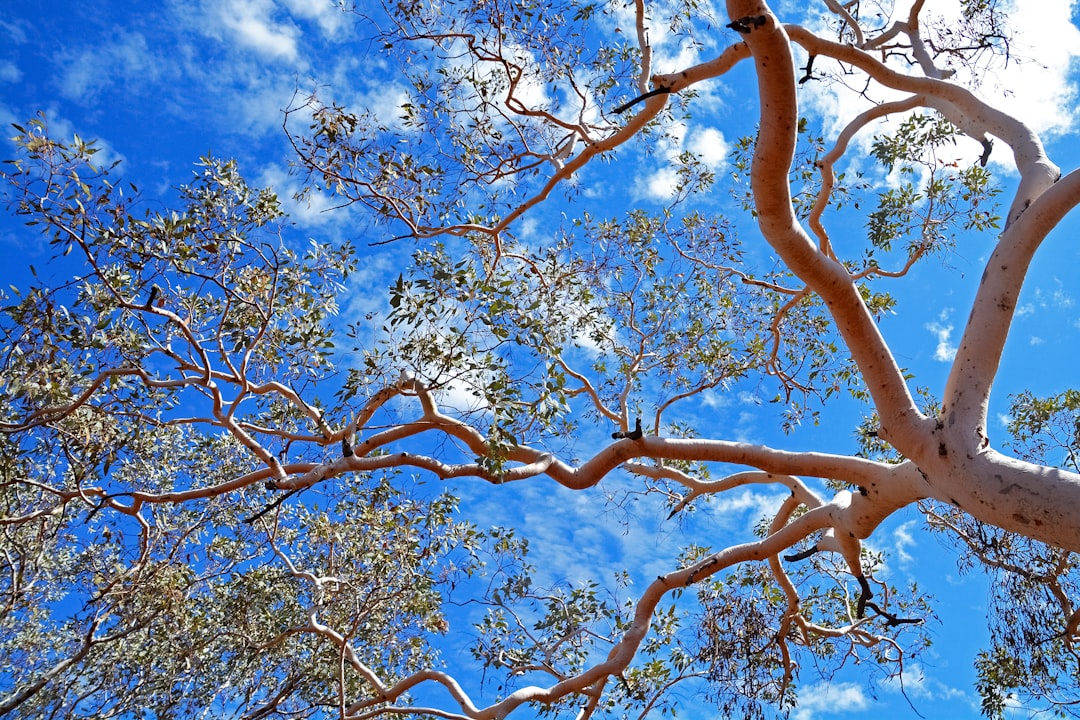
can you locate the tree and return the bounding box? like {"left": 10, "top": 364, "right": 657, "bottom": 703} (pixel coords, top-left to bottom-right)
{"left": 1, "top": 0, "right": 1078, "bottom": 717}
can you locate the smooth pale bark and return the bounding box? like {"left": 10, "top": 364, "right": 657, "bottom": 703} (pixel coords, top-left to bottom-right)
{"left": 14, "top": 4, "right": 1080, "bottom": 717}
{"left": 721, "top": 0, "right": 1080, "bottom": 550}
{"left": 943, "top": 168, "right": 1080, "bottom": 431}
{"left": 335, "top": 4, "right": 1080, "bottom": 717}
{"left": 724, "top": 3, "right": 926, "bottom": 438}
{"left": 784, "top": 26, "right": 1061, "bottom": 228}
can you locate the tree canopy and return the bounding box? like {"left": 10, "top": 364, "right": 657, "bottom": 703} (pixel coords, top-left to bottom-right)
{"left": 1, "top": 0, "right": 1079, "bottom": 718}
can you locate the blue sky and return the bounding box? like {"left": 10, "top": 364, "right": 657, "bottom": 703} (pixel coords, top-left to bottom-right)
{"left": 3, "top": 1, "right": 1080, "bottom": 718}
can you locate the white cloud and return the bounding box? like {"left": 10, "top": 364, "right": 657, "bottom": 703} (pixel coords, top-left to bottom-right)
{"left": 641, "top": 166, "right": 680, "bottom": 201}
{"left": 24, "top": 109, "right": 126, "bottom": 170}
{"left": 233, "top": 80, "right": 298, "bottom": 136}
{"left": 58, "top": 32, "right": 163, "bottom": 102}
{"left": 0, "top": 103, "right": 15, "bottom": 137}
{"left": 926, "top": 309, "right": 957, "bottom": 362}
{"left": 280, "top": 0, "right": 350, "bottom": 38}
{"left": 797, "top": 0, "right": 1080, "bottom": 170}
{"left": 256, "top": 163, "right": 342, "bottom": 227}
{"left": 0, "top": 18, "right": 28, "bottom": 46}
{"left": 356, "top": 82, "right": 412, "bottom": 134}
{"left": 701, "top": 389, "right": 732, "bottom": 409}
{"left": 216, "top": 0, "right": 300, "bottom": 62}
{"left": 891, "top": 519, "right": 917, "bottom": 564}
{"left": 606, "top": 0, "right": 733, "bottom": 78}
{"left": 636, "top": 122, "right": 730, "bottom": 201}
{"left": 152, "top": 1, "right": 330, "bottom": 139}
{"left": 688, "top": 126, "right": 730, "bottom": 170}
{"left": 1050, "top": 278, "right": 1074, "bottom": 309}
{"left": 702, "top": 487, "right": 789, "bottom": 533}
{"left": 882, "top": 662, "right": 975, "bottom": 707}
{"left": 455, "top": 472, "right": 684, "bottom": 592}
{"left": 634, "top": 120, "right": 685, "bottom": 201}
{"left": 791, "top": 681, "right": 870, "bottom": 720}
{"left": 737, "top": 391, "right": 762, "bottom": 405}
{"left": 973, "top": 1, "right": 1080, "bottom": 139}
{"left": 1015, "top": 279, "right": 1076, "bottom": 322}
{"left": 734, "top": 410, "right": 762, "bottom": 443}
{"left": 0, "top": 61, "right": 21, "bottom": 84}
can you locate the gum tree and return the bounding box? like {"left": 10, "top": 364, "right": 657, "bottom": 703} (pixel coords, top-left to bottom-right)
{"left": 2, "top": 0, "right": 1079, "bottom": 718}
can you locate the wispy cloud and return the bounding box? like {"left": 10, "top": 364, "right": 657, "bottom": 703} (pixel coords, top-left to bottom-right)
{"left": 882, "top": 662, "right": 975, "bottom": 707}
{"left": 926, "top": 309, "right": 957, "bottom": 362}
{"left": 215, "top": 0, "right": 300, "bottom": 62}
{"left": 891, "top": 519, "right": 918, "bottom": 565}
{"left": 640, "top": 166, "right": 681, "bottom": 201}
{"left": 280, "top": 0, "right": 351, "bottom": 38}
{"left": 635, "top": 122, "right": 731, "bottom": 202}
{"left": 791, "top": 681, "right": 870, "bottom": 720}
{"left": 977, "top": 1, "right": 1080, "bottom": 140}
{"left": 0, "top": 60, "right": 21, "bottom": 84}
{"left": 1014, "top": 277, "right": 1075, "bottom": 325}
{"left": 688, "top": 126, "right": 731, "bottom": 169}
{"left": 797, "top": 0, "right": 1080, "bottom": 169}
{"left": 58, "top": 31, "right": 166, "bottom": 103}
{"left": 256, "top": 163, "right": 343, "bottom": 227}
{"left": 700, "top": 487, "right": 789, "bottom": 534}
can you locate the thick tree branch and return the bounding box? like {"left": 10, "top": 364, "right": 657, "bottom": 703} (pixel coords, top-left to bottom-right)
{"left": 786, "top": 25, "right": 1060, "bottom": 228}
{"left": 943, "top": 168, "right": 1080, "bottom": 432}
{"left": 810, "top": 94, "right": 927, "bottom": 257}
{"left": 726, "top": 3, "right": 927, "bottom": 447}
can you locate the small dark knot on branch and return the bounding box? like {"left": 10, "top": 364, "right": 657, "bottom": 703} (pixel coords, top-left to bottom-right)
{"left": 783, "top": 545, "right": 820, "bottom": 562}
{"left": 612, "top": 86, "right": 672, "bottom": 114}
{"left": 144, "top": 284, "right": 160, "bottom": 310}
{"left": 727, "top": 15, "right": 767, "bottom": 34}
{"left": 612, "top": 417, "right": 643, "bottom": 441}
{"left": 856, "top": 575, "right": 872, "bottom": 618}
{"left": 854, "top": 574, "right": 920, "bottom": 625}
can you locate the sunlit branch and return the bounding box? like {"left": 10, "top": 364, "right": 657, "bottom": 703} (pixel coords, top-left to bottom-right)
{"left": 0, "top": 618, "right": 103, "bottom": 715}
{"left": 786, "top": 25, "right": 1059, "bottom": 227}
{"left": 633, "top": 0, "right": 652, "bottom": 96}
{"left": 767, "top": 494, "right": 810, "bottom": 690}
{"left": 653, "top": 375, "right": 730, "bottom": 427}
{"left": 810, "top": 95, "right": 927, "bottom": 257}
{"left": 0, "top": 366, "right": 171, "bottom": 432}
{"left": 765, "top": 287, "right": 812, "bottom": 393}
{"left": 625, "top": 467, "right": 824, "bottom": 517}
{"left": 651, "top": 42, "right": 752, "bottom": 91}
{"left": 348, "top": 502, "right": 838, "bottom": 720}
{"left": 668, "top": 236, "right": 801, "bottom": 295}
{"left": 723, "top": 6, "right": 926, "bottom": 448}
{"left": 828, "top": 0, "right": 867, "bottom": 43}
{"left": 859, "top": 0, "right": 954, "bottom": 81}
{"left": 944, "top": 168, "right": 1080, "bottom": 431}
{"left": 550, "top": 354, "right": 621, "bottom": 425}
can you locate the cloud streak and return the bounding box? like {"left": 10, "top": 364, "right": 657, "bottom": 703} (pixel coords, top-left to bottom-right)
{"left": 926, "top": 309, "right": 957, "bottom": 362}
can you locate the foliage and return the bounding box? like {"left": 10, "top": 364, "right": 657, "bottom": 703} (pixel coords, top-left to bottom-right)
{"left": 934, "top": 389, "right": 1080, "bottom": 719}
{"left": 0, "top": 116, "right": 504, "bottom": 718}
{"left": 2, "top": 1, "right": 1080, "bottom": 718}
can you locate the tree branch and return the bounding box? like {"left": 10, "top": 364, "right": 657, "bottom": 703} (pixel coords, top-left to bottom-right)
{"left": 727, "top": 4, "right": 928, "bottom": 447}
